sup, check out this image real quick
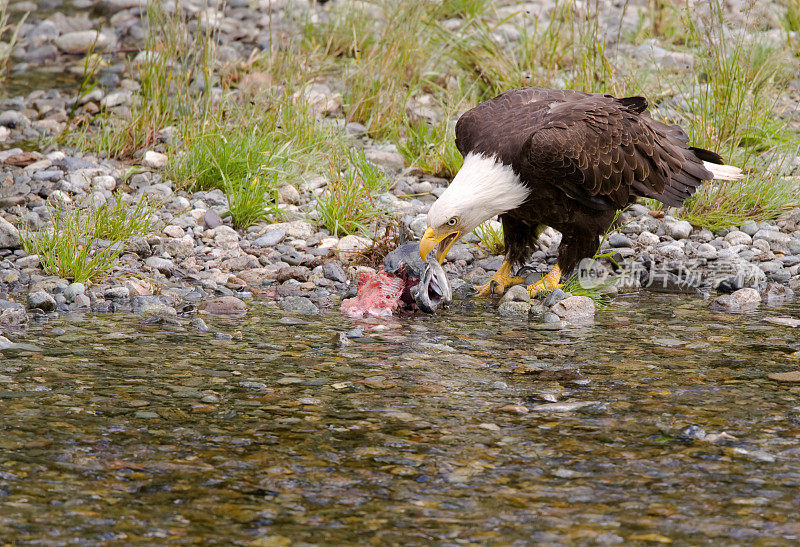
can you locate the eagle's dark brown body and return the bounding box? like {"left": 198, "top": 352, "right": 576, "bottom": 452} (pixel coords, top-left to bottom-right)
{"left": 454, "top": 87, "right": 723, "bottom": 274}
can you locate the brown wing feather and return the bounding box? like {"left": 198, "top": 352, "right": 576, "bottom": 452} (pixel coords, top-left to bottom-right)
{"left": 519, "top": 95, "right": 713, "bottom": 209}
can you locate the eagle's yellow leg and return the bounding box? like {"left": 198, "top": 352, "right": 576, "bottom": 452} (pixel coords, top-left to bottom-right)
{"left": 475, "top": 261, "right": 525, "bottom": 297}
{"left": 526, "top": 264, "right": 563, "bottom": 297}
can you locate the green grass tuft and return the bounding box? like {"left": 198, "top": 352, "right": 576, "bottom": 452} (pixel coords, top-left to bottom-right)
{"left": 472, "top": 220, "right": 504, "bottom": 255}
{"left": 677, "top": 1, "right": 794, "bottom": 165}
{"left": 62, "top": 0, "right": 217, "bottom": 158}
{"left": 316, "top": 147, "right": 390, "bottom": 236}
{"left": 20, "top": 192, "right": 158, "bottom": 284}
{"left": 560, "top": 275, "right": 609, "bottom": 308}
{"left": 223, "top": 173, "right": 283, "bottom": 229}
{"left": 681, "top": 174, "right": 799, "bottom": 231}
{"left": 785, "top": 0, "right": 800, "bottom": 32}
{"left": 397, "top": 117, "right": 463, "bottom": 178}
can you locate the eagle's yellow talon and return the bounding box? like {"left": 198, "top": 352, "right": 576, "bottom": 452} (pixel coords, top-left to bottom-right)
{"left": 526, "top": 264, "right": 563, "bottom": 297}
{"left": 475, "top": 261, "right": 525, "bottom": 297}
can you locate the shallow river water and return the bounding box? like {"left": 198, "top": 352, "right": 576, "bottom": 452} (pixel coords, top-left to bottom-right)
{"left": 2, "top": 294, "right": 800, "bottom": 544}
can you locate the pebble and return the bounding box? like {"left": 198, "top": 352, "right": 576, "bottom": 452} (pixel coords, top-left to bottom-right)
{"left": 664, "top": 218, "right": 693, "bottom": 239}
{"left": 203, "top": 209, "right": 224, "bottom": 229}
{"left": 253, "top": 230, "right": 285, "bottom": 247}
{"left": 732, "top": 287, "right": 761, "bottom": 308}
{"left": 710, "top": 287, "right": 761, "bottom": 313}
{"left": 767, "top": 370, "right": 800, "bottom": 382}
{"left": 72, "top": 294, "right": 91, "bottom": 308}
{"left": 542, "top": 288, "right": 567, "bottom": 307}
{"left": 725, "top": 230, "right": 752, "bottom": 246}
{"left": 608, "top": 233, "right": 632, "bottom": 248}
{"left": 638, "top": 231, "right": 660, "bottom": 245}
{"left": 496, "top": 404, "right": 530, "bottom": 415}
{"left": 55, "top": 30, "right": 109, "bottom": 54}
{"left": 530, "top": 401, "right": 599, "bottom": 412}
{"left": 191, "top": 317, "right": 210, "bottom": 332}
{"left": 27, "top": 291, "right": 56, "bottom": 312}
{"left": 696, "top": 243, "right": 717, "bottom": 259}
{"left": 265, "top": 221, "right": 314, "bottom": 240}
{"left": 143, "top": 151, "right": 168, "bottom": 169}
{"left": 105, "top": 286, "right": 130, "bottom": 300}
{"left": 499, "top": 284, "right": 530, "bottom": 304}
{"left": 145, "top": 256, "right": 175, "bottom": 275}
{"left": 335, "top": 234, "right": 371, "bottom": 261}
{"left": 764, "top": 317, "right": 800, "bottom": 328}
{"left": 0, "top": 217, "right": 21, "bottom": 249}
{"left": 322, "top": 261, "right": 347, "bottom": 283}
{"left": 132, "top": 295, "right": 175, "bottom": 316}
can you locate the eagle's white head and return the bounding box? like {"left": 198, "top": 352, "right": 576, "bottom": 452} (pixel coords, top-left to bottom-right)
{"left": 419, "top": 153, "right": 530, "bottom": 262}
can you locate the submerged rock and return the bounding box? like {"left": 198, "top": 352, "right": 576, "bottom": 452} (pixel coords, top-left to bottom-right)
{"left": 732, "top": 287, "right": 761, "bottom": 308}
{"left": 710, "top": 288, "right": 761, "bottom": 313}
{"left": 281, "top": 296, "right": 319, "bottom": 315}
{"left": 498, "top": 301, "right": 531, "bottom": 317}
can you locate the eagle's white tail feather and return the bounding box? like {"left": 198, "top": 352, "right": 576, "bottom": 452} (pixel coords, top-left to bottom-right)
{"left": 703, "top": 161, "right": 744, "bottom": 181}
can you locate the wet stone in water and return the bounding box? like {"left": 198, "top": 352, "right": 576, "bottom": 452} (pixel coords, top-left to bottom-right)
{"left": 280, "top": 296, "right": 319, "bottom": 315}
{"left": 199, "top": 296, "right": 248, "bottom": 316}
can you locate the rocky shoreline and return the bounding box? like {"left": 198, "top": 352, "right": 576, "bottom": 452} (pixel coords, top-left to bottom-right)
{"left": 1, "top": 0, "right": 799, "bottom": 335}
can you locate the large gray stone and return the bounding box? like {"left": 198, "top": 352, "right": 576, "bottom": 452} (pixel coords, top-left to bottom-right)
{"left": 199, "top": 296, "right": 248, "bottom": 316}
{"left": 664, "top": 218, "right": 693, "bottom": 240}
{"left": 253, "top": 229, "right": 285, "bottom": 248}
{"left": 551, "top": 296, "right": 596, "bottom": 323}
{"left": 27, "top": 290, "right": 56, "bottom": 312}
{"left": 280, "top": 296, "right": 319, "bottom": 315}
{"left": 63, "top": 282, "right": 86, "bottom": 302}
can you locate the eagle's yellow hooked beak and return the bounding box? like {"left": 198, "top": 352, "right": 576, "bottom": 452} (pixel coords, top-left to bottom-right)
{"left": 419, "top": 227, "right": 460, "bottom": 264}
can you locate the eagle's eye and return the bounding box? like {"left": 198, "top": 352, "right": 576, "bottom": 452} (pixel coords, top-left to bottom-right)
{"left": 447, "top": 217, "right": 459, "bottom": 227}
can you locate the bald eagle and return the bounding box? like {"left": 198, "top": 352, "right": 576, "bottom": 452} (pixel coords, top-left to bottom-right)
{"left": 418, "top": 87, "right": 743, "bottom": 296}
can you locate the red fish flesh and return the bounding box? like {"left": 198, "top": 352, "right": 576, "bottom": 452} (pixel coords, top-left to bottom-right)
{"left": 341, "top": 267, "right": 407, "bottom": 318}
